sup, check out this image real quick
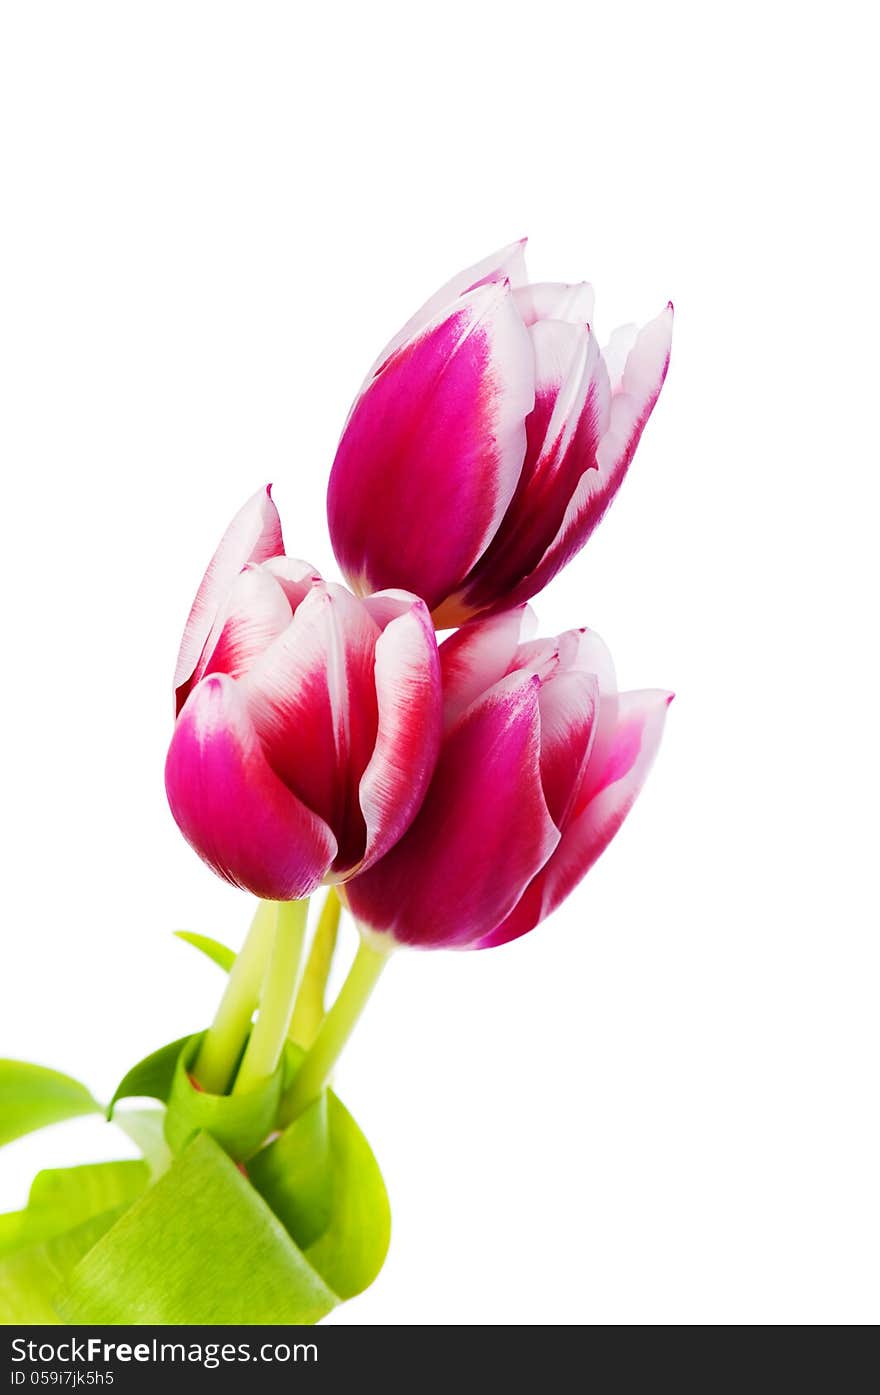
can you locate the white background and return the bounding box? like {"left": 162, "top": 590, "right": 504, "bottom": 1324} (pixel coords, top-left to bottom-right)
{"left": 1, "top": 1, "right": 876, "bottom": 1326}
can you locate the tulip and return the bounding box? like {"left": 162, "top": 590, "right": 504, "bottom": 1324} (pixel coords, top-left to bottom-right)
{"left": 344, "top": 606, "right": 671, "bottom": 949}
{"left": 327, "top": 240, "right": 672, "bottom": 624}
{"left": 166, "top": 486, "right": 442, "bottom": 901}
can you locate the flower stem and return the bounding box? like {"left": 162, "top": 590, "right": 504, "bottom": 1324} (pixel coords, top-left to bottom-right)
{"left": 290, "top": 887, "right": 342, "bottom": 1047}
{"left": 193, "top": 900, "right": 277, "bottom": 1094}
{"left": 281, "top": 933, "right": 391, "bottom": 1124}
{"left": 234, "top": 898, "right": 309, "bottom": 1095}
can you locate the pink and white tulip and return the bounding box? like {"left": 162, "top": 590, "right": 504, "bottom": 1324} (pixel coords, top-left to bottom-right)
{"left": 345, "top": 606, "right": 671, "bottom": 949}
{"left": 166, "top": 486, "right": 442, "bottom": 901}
{"left": 327, "top": 241, "right": 672, "bottom": 624}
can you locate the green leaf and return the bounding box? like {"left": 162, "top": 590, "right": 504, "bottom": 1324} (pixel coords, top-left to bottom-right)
{"left": 110, "top": 1034, "right": 282, "bottom": 1162}
{"left": 304, "top": 1093, "right": 391, "bottom": 1299}
{"left": 248, "top": 1092, "right": 334, "bottom": 1248}
{"left": 0, "top": 1060, "right": 100, "bottom": 1146}
{"left": 57, "top": 1132, "right": 338, "bottom": 1324}
{"left": 251, "top": 1088, "right": 391, "bottom": 1299}
{"left": 29, "top": 1161, "right": 149, "bottom": 1237}
{"left": 0, "top": 1208, "right": 129, "bottom": 1324}
{"left": 112, "top": 1108, "right": 172, "bottom": 1179}
{"left": 1, "top": 1160, "right": 150, "bottom": 1259}
{"left": 174, "top": 930, "right": 236, "bottom": 972}
{"left": 163, "top": 1036, "right": 283, "bottom": 1161}
{"left": 107, "top": 1035, "right": 191, "bottom": 1117}
{"left": 0, "top": 1160, "right": 151, "bottom": 1323}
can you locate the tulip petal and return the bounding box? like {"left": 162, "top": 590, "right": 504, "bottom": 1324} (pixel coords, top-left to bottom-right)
{"left": 503, "top": 304, "right": 673, "bottom": 608}
{"left": 364, "top": 239, "right": 529, "bottom": 383}
{"left": 346, "top": 672, "right": 560, "bottom": 949}
{"left": 197, "top": 557, "right": 322, "bottom": 691}
{"left": 513, "top": 281, "right": 594, "bottom": 326}
{"left": 355, "top": 591, "right": 442, "bottom": 872}
{"left": 602, "top": 323, "right": 638, "bottom": 390}
{"left": 537, "top": 669, "right": 599, "bottom": 828}
{"left": 477, "top": 690, "right": 671, "bottom": 949}
{"left": 261, "top": 555, "right": 324, "bottom": 611}
{"left": 563, "top": 631, "right": 619, "bottom": 801}
{"left": 566, "top": 627, "right": 617, "bottom": 696}
{"left": 329, "top": 282, "right": 535, "bottom": 610}
{"left": 456, "top": 323, "right": 610, "bottom": 614}
{"left": 512, "top": 637, "right": 563, "bottom": 684}
{"left": 198, "top": 565, "right": 295, "bottom": 685}
{"left": 599, "top": 304, "right": 674, "bottom": 474}
{"left": 173, "top": 486, "right": 284, "bottom": 715}
{"left": 165, "top": 674, "right": 337, "bottom": 900}
{"left": 439, "top": 605, "right": 536, "bottom": 728}
{"left": 242, "top": 584, "right": 382, "bottom": 872}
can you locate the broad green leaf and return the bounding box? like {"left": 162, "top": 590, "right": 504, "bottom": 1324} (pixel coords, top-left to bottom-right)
{"left": 304, "top": 1093, "right": 391, "bottom": 1299}
{"left": 25, "top": 1160, "right": 148, "bottom": 1241}
{"left": 248, "top": 1092, "right": 334, "bottom": 1248}
{"left": 107, "top": 1035, "right": 191, "bottom": 1117}
{"left": 251, "top": 1088, "right": 391, "bottom": 1299}
{"left": 58, "top": 1132, "right": 338, "bottom": 1324}
{"left": 174, "top": 930, "right": 236, "bottom": 972}
{"left": 0, "top": 1160, "right": 149, "bottom": 1259}
{"left": 0, "top": 1060, "right": 100, "bottom": 1146}
{"left": 113, "top": 1108, "right": 172, "bottom": 1179}
{"left": 0, "top": 1210, "right": 23, "bottom": 1253}
{"left": 29, "top": 1159, "right": 149, "bottom": 1214}
{"left": 164, "top": 1037, "right": 283, "bottom": 1160}
{"left": 0, "top": 1160, "right": 151, "bottom": 1323}
{"left": 0, "top": 1207, "right": 128, "bottom": 1324}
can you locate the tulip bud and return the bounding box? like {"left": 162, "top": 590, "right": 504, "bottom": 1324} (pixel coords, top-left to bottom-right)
{"left": 345, "top": 607, "right": 671, "bottom": 948}
{"left": 166, "top": 487, "right": 442, "bottom": 901}
{"left": 328, "top": 242, "right": 672, "bottom": 624}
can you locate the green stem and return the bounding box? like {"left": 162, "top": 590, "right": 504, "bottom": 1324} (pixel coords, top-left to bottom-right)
{"left": 290, "top": 887, "right": 342, "bottom": 1047}
{"left": 281, "top": 934, "right": 391, "bottom": 1124}
{"left": 234, "top": 899, "right": 309, "bottom": 1094}
{"left": 193, "top": 900, "right": 277, "bottom": 1094}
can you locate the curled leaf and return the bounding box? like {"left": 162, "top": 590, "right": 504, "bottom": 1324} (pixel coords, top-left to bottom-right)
{"left": 107, "top": 1036, "right": 191, "bottom": 1118}
{"left": 57, "top": 1133, "right": 338, "bottom": 1324}
{"left": 163, "top": 1036, "right": 284, "bottom": 1161}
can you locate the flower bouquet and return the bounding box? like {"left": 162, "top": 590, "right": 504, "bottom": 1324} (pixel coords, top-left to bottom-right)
{"left": 1, "top": 242, "right": 672, "bottom": 1324}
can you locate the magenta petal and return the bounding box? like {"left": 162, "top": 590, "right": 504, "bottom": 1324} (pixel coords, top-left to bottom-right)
{"left": 199, "top": 565, "right": 294, "bottom": 685}
{"left": 173, "top": 486, "right": 284, "bottom": 715}
{"left": 478, "top": 689, "right": 671, "bottom": 949}
{"left": 165, "top": 674, "right": 337, "bottom": 900}
{"left": 346, "top": 672, "right": 560, "bottom": 949}
{"left": 328, "top": 282, "right": 535, "bottom": 611}
{"left": 439, "top": 604, "right": 536, "bottom": 728}
{"left": 243, "top": 584, "right": 382, "bottom": 871}
{"left": 355, "top": 591, "right": 442, "bottom": 872}
{"left": 596, "top": 303, "right": 674, "bottom": 484}
{"left": 537, "top": 669, "right": 599, "bottom": 828}
{"left": 364, "top": 239, "right": 529, "bottom": 384}
{"left": 457, "top": 322, "right": 611, "bottom": 615}
{"left": 563, "top": 630, "right": 620, "bottom": 791}
{"left": 507, "top": 305, "right": 673, "bottom": 608}
{"left": 197, "top": 558, "right": 322, "bottom": 691}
